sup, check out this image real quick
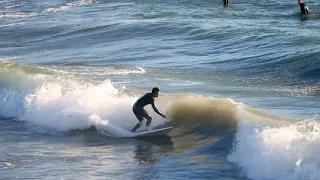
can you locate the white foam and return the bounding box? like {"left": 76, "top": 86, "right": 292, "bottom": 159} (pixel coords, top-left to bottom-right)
{"left": 0, "top": 74, "right": 164, "bottom": 136}
{"left": 228, "top": 107, "right": 320, "bottom": 180}
{"left": 78, "top": 0, "right": 93, "bottom": 6}
{"left": 102, "top": 66, "right": 146, "bottom": 76}
{"left": 70, "top": 66, "right": 146, "bottom": 76}
{"left": 169, "top": 81, "right": 203, "bottom": 86}
{"left": 0, "top": 12, "right": 37, "bottom": 18}
{"left": 19, "top": 80, "right": 132, "bottom": 131}
{"left": 0, "top": 22, "right": 27, "bottom": 28}
{"left": 46, "top": 6, "right": 71, "bottom": 12}
{"left": 92, "top": 114, "right": 134, "bottom": 137}
{"left": 0, "top": 66, "right": 47, "bottom": 117}
{"left": 45, "top": 0, "right": 93, "bottom": 12}
{"left": 0, "top": 64, "right": 166, "bottom": 136}
{"left": 0, "top": 57, "right": 20, "bottom": 62}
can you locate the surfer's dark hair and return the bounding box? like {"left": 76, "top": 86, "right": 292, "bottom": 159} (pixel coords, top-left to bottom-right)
{"left": 152, "top": 87, "right": 159, "bottom": 94}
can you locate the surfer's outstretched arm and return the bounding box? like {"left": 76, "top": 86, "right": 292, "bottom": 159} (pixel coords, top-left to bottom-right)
{"left": 151, "top": 102, "right": 166, "bottom": 118}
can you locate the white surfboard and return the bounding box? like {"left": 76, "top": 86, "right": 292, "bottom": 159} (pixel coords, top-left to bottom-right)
{"left": 133, "top": 127, "right": 172, "bottom": 137}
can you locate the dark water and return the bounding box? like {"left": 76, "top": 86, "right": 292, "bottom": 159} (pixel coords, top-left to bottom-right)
{"left": 0, "top": 0, "right": 319, "bottom": 179}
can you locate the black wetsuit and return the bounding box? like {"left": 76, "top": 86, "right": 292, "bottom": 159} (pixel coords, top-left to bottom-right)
{"left": 131, "top": 93, "right": 162, "bottom": 132}
{"left": 223, "top": 0, "right": 229, "bottom": 6}
{"left": 300, "top": 3, "right": 309, "bottom": 14}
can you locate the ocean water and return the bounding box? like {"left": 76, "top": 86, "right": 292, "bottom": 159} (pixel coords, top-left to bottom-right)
{"left": 0, "top": 0, "right": 319, "bottom": 179}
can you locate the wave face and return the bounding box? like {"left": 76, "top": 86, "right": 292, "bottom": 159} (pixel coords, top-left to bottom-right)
{"left": 166, "top": 96, "right": 320, "bottom": 180}
{"left": 0, "top": 61, "right": 285, "bottom": 133}
{"left": 0, "top": 62, "right": 319, "bottom": 180}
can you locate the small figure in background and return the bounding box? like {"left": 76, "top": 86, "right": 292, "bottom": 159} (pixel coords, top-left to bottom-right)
{"left": 223, "top": 0, "right": 229, "bottom": 6}
{"left": 298, "top": 0, "right": 309, "bottom": 14}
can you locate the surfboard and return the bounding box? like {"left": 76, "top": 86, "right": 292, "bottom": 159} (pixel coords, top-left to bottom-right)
{"left": 133, "top": 127, "right": 172, "bottom": 137}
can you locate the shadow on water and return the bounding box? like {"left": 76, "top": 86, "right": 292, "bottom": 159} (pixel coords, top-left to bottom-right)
{"left": 69, "top": 128, "right": 175, "bottom": 165}
{"left": 133, "top": 136, "right": 174, "bottom": 165}
{"left": 300, "top": 13, "right": 310, "bottom": 21}
{"left": 67, "top": 127, "right": 132, "bottom": 146}
{"left": 0, "top": 116, "right": 15, "bottom": 120}
{"left": 298, "top": 11, "right": 320, "bottom": 21}
{"left": 68, "top": 128, "right": 174, "bottom": 155}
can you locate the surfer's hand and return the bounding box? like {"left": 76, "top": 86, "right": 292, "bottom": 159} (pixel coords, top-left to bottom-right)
{"left": 161, "top": 114, "right": 166, "bottom": 118}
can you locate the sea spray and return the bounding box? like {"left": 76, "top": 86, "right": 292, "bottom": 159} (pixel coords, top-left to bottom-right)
{"left": 228, "top": 117, "right": 320, "bottom": 180}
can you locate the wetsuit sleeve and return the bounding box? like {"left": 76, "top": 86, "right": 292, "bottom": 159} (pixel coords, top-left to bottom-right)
{"left": 151, "top": 100, "right": 162, "bottom": 116}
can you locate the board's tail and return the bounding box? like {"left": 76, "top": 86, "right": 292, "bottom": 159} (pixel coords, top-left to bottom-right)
{"left": 133, "top": 127, "right": 172, "bottom": 137}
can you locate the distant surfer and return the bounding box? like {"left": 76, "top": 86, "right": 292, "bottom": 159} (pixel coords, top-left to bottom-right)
{"left": 131, "top": 87, "right": 166, "bottom": 132}
{"left": 223, "top": 0, "right": 229, "bottom": 6}
{"left": 298, "top": 0, "right": 309, "bottom": 14}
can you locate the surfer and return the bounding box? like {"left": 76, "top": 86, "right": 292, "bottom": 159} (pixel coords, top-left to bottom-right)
{"left": 298, "top": 0, "right": 309, "bottom": 14}
{"left": 131, "top": 87, "right": 166, "bottom": 132}
{"left": 223, "top": 0, "right": 229, "bottom": 6}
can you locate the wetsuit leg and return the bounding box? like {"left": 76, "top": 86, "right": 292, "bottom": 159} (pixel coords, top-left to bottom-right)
{"left": 146, "top": 116, "right": 152, "bottom": 127}
{"left": 131, "top": 108, "right": 152, "bottom": 132}
{"left": 141, "top": 109, "right": 152, "bottom": 127}
{"left": 131, "top": 121, "right": 143, "bottom": 132}
{"left": 131, "top": 109, "right": 144, "bottom": 132}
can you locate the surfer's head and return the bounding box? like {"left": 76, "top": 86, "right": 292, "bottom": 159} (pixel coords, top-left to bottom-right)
{"left": 152, "top": 87, "right": 160, "bottom": 97}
